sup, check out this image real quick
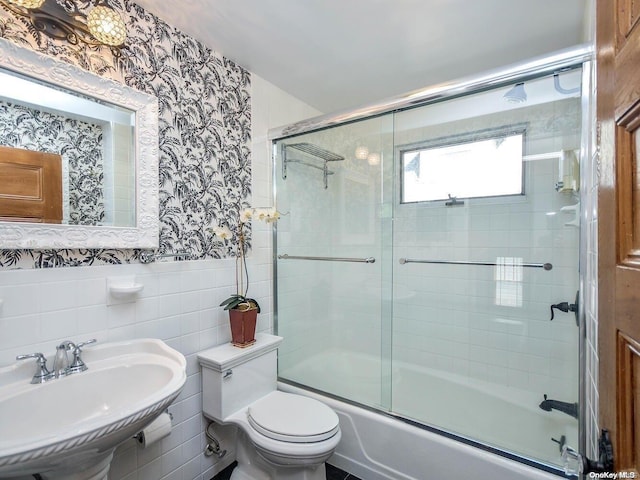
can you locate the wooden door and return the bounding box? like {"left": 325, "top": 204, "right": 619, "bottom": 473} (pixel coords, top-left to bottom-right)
{"left": 597, "top": 0, "right": 640, "bottom": 474}
{"left": 0, "top": 145, "right": 62, "bottom": 223}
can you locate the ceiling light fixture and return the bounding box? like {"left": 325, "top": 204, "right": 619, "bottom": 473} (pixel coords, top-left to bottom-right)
{"left": 0, "top": 0, "right": 127, "bottom": 52}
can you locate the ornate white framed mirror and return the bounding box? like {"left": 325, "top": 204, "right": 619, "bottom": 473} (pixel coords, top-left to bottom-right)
{"left": 0, "top": 38, "right": 159, "bottom": 249}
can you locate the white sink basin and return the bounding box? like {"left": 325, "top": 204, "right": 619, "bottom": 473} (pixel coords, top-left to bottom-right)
{"left": 0, "top": 339, "right": 186, "bottom": 479}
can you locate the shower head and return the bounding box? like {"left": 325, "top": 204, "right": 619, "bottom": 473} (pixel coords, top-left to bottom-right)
{"left": 503, "top": 83, "right": 527, "bottom": 104}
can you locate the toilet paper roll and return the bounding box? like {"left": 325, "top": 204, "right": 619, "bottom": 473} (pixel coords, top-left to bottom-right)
{"left": 137, "top": 412, "right": 172, "bottom": 448}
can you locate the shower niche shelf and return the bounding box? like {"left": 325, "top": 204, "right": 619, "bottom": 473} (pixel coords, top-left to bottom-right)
{"left": 282, "top": 142, "right": 344, "bottom": 189}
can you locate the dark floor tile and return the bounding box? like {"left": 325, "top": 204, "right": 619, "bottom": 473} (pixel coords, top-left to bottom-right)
{"left": 211, "top": 461, "right": 360, "bottom": 480}
{"left": 211, "top": 461, "right": 237, "bottom": 480}
{"left": 326, "top": 463, "right": 349, "bottom": 480}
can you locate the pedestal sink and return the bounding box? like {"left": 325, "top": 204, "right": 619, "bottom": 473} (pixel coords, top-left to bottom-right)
{"left": 0, "top": 338, "right": 187, "bottom": 480}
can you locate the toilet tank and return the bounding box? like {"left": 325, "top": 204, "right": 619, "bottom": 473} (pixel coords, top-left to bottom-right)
{"left": 198, "top": 333, "right": 283, "bottom": 421}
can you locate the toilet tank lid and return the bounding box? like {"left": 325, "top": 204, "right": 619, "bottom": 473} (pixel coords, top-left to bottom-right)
{"left": 198, "top": 333, "right": 283, "bottom": 372}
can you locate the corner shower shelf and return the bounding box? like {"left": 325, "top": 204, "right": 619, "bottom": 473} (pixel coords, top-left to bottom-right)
{"left": 282, "top": 142, "right": 344, "bottom": 189}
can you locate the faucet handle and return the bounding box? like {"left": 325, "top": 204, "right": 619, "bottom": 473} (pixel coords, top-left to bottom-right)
{"left": 16, "top": 352, "right": 53, "bottom": 384}
{"left": 16, "top": 352, "right": 47, "bottom": 363}
{"left": 76, "top": 339, "right": 97, "bottom": 350}
{"left": 68, "top": 338, "right": 97, "bottom": 373}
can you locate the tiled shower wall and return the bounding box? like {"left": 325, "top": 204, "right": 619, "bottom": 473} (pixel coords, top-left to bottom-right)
{"left": 583, "top": 61, "right": 599, "bottom": 459}
{"left": 393, "top": 98, "right": 582, "bottom": 402}
{"left": 275, "top": 116, "right": 393, "bottom": 407}
{"left": 277, "top": 94, "right": 584, "bottom": 408}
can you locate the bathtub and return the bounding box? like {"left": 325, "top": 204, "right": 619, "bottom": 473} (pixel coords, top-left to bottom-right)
{"left": 278, "top": 350, "right": 575, "bottom": 479}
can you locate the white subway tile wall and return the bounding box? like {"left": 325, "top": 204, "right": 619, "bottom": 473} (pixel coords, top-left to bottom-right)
{"left": 583, "top": 63, "right": 599, "bottom": 459}
{"left": 0, "top": 258, "right": 265, "bottom": 479}
{"left": 392, "top": 157, "right": 580, "bottom": 401}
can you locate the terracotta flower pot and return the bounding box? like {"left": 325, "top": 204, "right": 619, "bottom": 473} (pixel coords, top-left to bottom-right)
{"left": 229, "top": 307, "right": 257, "bottom": 347}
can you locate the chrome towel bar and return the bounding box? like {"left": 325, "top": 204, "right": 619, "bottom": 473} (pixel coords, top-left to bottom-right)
{"left": 139, "top": 250, "right": 191, "bottom": 264}
{"left": 278, "top": 254, "right": 376, "bottom": 264}
{"left": 399, "top": 258, "right": 552, "bottom": 270}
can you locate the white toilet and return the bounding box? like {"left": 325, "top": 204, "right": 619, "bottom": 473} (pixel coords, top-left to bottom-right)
{"left": 198, "top": 333, "right": 341, "bottom": 480}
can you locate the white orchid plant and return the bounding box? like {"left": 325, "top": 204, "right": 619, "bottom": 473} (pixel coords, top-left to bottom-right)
{"left": 212, "top": 207, "right": 280, "bottom": 313}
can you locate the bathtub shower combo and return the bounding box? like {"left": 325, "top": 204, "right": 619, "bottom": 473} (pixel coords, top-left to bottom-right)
{"left": 271, "top": 46, "right": 592, "bottom": 479}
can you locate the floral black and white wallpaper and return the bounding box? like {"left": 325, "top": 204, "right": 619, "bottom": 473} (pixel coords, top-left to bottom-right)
{"left": 0, "top": 100, "right": 106, "bottom": 226}
{"left": 0, "top": 0, "right": 251, "bottom": 268}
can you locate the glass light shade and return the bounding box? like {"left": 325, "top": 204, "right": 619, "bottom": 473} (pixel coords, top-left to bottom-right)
{"left": 367, "top": 152, "right": 381, "bottom": 166}
{"left": 355, "top": 146, "right": 369, "bottom": 160}
{"left": 87, "top": 5, "right": 126, "bottom": 46}
{"left": 5, "top": 0, "right": 45, "bottom": 8}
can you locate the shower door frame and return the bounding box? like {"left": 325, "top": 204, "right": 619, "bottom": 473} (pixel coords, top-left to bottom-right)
{"left": 270, "top": 44, "right": 594, "bottom": 475}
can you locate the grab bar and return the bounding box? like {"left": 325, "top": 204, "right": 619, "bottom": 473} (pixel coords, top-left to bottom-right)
{"left": 278, "top": 254, "right": 375, "bottom": 264}
{"left": 399, "top": 258, "right": 552, "bottom": 270}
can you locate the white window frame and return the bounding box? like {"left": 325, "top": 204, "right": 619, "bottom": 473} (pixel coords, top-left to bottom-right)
{"left": 399, "top": 126, "right": 527, "bottom": 205}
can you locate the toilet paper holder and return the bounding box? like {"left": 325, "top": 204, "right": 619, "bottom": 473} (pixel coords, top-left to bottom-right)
{"left": 133, "top": 410, "right": 173, "bottom": 445}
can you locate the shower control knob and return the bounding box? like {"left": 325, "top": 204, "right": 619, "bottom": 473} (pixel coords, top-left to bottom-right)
{"left": 550, "top": 301, "right": 577, "bottom": 320}
{"left": 561, "top": 429, "right": 614, "bottom": 476}
{"left": 550, "top": 291, "right": 580, "bottom": 325}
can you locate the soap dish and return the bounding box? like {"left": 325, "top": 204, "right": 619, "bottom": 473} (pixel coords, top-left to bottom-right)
{"left": 109, "top": 283, "right": 144, "bottom": 296}
{"left": 107, "top": 276, "right": 144, "bottom": 304}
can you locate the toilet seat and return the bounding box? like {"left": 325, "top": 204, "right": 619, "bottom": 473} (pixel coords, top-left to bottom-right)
{"left": 247, "top": 391, "right": 340, "bottom": 443}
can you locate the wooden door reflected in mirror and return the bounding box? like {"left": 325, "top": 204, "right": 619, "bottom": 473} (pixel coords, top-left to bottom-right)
{"left": 0, "top": 146, "right": 62, "bottom": 224}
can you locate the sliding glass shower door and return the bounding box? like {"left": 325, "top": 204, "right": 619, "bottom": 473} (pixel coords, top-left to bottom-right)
{"left": 275, "top": 115, "right": 394, "bottom": 411}
{"left": 274, "top": 65, "right": 583, "bottom": 469}
{"left": 390, "top": 68, "right": 582, "bottom": 463}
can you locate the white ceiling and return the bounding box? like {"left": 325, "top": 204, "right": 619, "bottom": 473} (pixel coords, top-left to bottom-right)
{"left": 133, "top": 0, "right": 589, "bottom": 113}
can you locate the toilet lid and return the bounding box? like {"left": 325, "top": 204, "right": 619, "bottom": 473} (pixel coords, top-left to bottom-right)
{"left": 247, "top": 391, "right": 340, "bottom": 443}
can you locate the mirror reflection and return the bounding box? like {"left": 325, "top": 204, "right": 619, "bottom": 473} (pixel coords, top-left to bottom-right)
{"left": 0, "top": 68, "right": 136, "bottom": 227}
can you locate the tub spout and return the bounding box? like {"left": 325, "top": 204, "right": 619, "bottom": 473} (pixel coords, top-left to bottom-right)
{"left": 539, "top": 394, "right": 578, "bottom": 419}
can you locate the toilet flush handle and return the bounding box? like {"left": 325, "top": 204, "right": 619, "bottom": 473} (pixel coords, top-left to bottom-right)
{"left": 223, "top": 369, "right": 233, "bottom": 379}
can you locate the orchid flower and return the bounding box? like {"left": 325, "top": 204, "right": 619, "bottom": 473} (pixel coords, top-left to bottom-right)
{"left": 214, "top": 206, "right": 282, "bottom": 310}
{"left": 240, "top": 208, "right": 253, "bottom": 223}
{"left": 211, "top": 225, "right": 232, "bottom": 240}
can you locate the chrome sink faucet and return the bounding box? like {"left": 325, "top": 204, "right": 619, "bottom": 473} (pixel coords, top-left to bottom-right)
{"left": 66, "top": 339, "right": 97, "bottom": 374}
{"left": 16, "top": 352, "right": 53, "bottom": 384}
{"left": 53, "top": 341, "right": 72, "bottom": 378}
{"left": 17, "top": 338, "right": 97, "bottom": 384}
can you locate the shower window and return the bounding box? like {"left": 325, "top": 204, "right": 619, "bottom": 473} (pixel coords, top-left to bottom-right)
{"left": 400, "top": 128, "right": 525, "bottom": 203}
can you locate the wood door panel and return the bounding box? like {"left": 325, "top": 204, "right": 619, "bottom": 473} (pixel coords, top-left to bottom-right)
{"left": 0, "top": 163, "right": 44, "bottom": 199}
{"left": 616, "top": 332, "right": 640, "bottom": 473}
{"left": 614, "top": 43, "right": 640, "bottom": 122}
{"left": 599, "top": 0, "right": 640, "bottom": 474}
{"left": 615, "top": 124, "right": 640, "bottom": 264}
{"left": 617, "top": 0, "right": 640, "bottom": 40}
{"left": 0, "top": 146, "right": 62, "bottom": 223}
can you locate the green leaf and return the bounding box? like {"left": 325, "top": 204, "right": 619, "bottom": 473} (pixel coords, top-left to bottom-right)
{"left": 223, "top": 298, "right": 245, "bottom": 310}
{"left": 219, "top": 294, "right": 243, "bottom": 307}
{"left": 245, "top": 298, "right": 261, "bottom": 313}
